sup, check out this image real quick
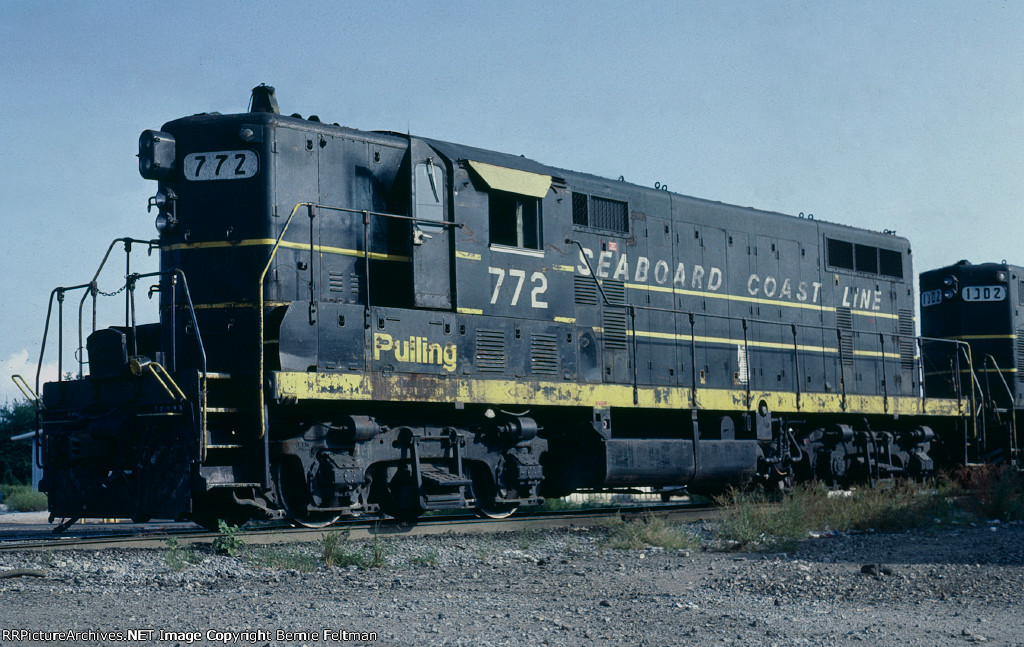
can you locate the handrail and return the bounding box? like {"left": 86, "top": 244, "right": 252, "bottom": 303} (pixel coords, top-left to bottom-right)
{"left": 129, "top": 359, "right": 187, "bottom": 401}
{"left": 958, "top": 343, "right": 980, "bottom": 445}
{"left": 35, "top": 237, "right": 158, "bottom": 389}
{"left": 257, "top": 202, "right": 465, "bottom": 441}
{"left": 123, "top": 269, "right": 207, "bottom": 451}
{"left": 258, "top": 202, "right": 308, "bottom": 442}
{"left": 982, "top": 353, "right": 1018, "bottom": 461}
{"left": 74, "top": 238, "right": 159, "bottom": 378}
{"left": 36, "top": 281, "right": 95, "bottom": 396}
{"left": 560, "top": 238, "right": 967, "bottom": 415}
{"left": 10, "top": 375, "right": 42, "bottom": 410}
{"left": 32, "top": 266, "right": 206, "bottom": 467}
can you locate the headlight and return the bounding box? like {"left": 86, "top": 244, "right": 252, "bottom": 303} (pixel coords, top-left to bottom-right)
{"left": 139, "top": 130, "right": 176, "bottom": 180}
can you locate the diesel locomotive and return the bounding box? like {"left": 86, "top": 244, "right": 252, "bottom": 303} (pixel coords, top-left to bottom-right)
{"left": 26, "top": 86, "right": 1012, "bottom": 528}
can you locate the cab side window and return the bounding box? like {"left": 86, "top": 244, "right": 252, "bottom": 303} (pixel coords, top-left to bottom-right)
{"left": 489, "top": 190, "right": 541, "bottom": 250}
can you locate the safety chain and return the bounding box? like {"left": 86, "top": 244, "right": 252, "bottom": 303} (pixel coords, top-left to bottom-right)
{"left": 93, "top": 281, "right": 128, "bottom": 298}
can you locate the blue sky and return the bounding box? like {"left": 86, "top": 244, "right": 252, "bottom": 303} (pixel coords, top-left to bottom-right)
{"left": 2, "top": 0, "right": 1023, "bottom": 402}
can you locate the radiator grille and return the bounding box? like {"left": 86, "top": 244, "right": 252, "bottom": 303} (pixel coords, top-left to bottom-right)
{"left": 879, "top": 249, "right": 904, "bottom": 278}
{"left": 855, "top": 244, "right": 878, "bottom": 274}
{"left": 590, "top": 196, "right": 629, "bottom": 232}
{"left": 827, "top": 238, "right": 854, "bottom": 270}
{"left": 572, "top": 192, "right": 589, "bottom": 226}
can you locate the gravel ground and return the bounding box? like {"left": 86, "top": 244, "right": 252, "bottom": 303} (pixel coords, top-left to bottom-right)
{"left": 0, "top": 519, "right": 1022, "bottom": 646}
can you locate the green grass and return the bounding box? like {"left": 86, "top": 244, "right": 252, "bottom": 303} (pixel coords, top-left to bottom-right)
{"left": 714, "top": 478, "right": 964, "bottom": 551}
{"left": 605, "top": 513, "right": 701, "bottom": 551}
{"left": 3, "top": 485, "right": 47, "bottom": 512}
{"left": 600, "top": 468, "right": 1023, "bottom": 554}
{"left": 536, "top": 498, "right": 588, "bottom": 512}
{"left": 164, "top": 537, "right": 205, "bottom": 571}
{"left": 320, "top": 529, "right": 390, "bottom": 569}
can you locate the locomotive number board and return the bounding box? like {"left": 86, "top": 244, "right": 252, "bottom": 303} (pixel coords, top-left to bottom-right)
{"left": 184, "top": 150, "right": 258, "bottom": 181}
{"left": 962, "top": 285, "right": 1006, "bottom": 302}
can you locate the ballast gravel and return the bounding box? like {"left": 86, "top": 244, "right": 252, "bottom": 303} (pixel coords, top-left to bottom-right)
{"left": 0, "top": 520, "right": 1022, "bottom": 646}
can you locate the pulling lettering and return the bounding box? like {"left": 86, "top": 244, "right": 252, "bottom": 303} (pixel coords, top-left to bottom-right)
{"left": 374, "top": 332, "right": 457, "bottom": 372}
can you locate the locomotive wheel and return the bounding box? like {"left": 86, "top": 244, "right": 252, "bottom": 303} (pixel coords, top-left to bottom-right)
{"left": 475, "top": 502, "right": 519, "bottom": 519}
{"left": 471, "top": 464, "right": 519, "bottom": 519}
{"left": 291, "top": 513, "right": 341, "bottom": 529}
{"left": 275, "top": 458, "right": 341, "bottom": 528}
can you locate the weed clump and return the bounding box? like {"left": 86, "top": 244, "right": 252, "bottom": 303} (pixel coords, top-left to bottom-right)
{"left": 956, "top": 465, "right": 1024, "bottom": 521}
{"left": 715, "top": 478, "right": 963, "bottom": 551}
{"left": 212, "top": 520, "right": 245, "bottom": 556}
{"left": 164, "top": 537, "right": 204, "bottom": 571}
{"left": 321, "top": 529, "right": 389, "bottom": 568}
{"left": 605, "top": 513, "right": 701, "bottom": 551}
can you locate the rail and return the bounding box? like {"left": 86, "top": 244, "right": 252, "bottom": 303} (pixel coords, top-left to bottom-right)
{"left": 0, "top": 500, "right": 717, "bottom": 552}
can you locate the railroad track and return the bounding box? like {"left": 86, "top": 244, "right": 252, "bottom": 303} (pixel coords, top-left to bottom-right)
{"left": 0, "top": 502, "right": 719, "bottom": 552}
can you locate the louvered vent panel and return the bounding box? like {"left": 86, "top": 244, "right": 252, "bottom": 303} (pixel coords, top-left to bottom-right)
{"left": 1016, "top": 329, "right": 1024, "bottom": 400}
{"left": 836, "top": 306, "right": 854, "bottom": 366}
{"left": 1017, "top": 329, "right": 1024, "bottom": 372}
{"left": 603, "top": 310, "right": 628, "bottom": 351}
{"left": 574, "top": 276, "right": 599, "bottom": 305}
{"left": 836, "top": 306, "right": 853, "bottom": 330}
{"left": 530, "top": 333, "right": 560, "bottom": 375}
{"left": 602, "top": 279, "right": 627, "bottom": 305}
{"left": 898, "top": 309, "right": 916, "bottom": 369}
{"left": 350, "top": 273, "right": 361, "bottom": 302}
{"left": 329, "top": 271, "right": 346, "bottom": 292}
{"left": 475, "top": 330, "right": 506, "bottom": 373}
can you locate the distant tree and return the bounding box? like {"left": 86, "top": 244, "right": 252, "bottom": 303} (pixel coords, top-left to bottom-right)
{"left": 0, "top": 401, "right": 35, "bottom": 484}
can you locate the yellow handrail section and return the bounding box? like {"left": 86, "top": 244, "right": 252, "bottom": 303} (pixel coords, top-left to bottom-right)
{"left": 129, "top": 358, "right": 187, "bottom": 401}
{"left": 10, "top": 375, "right": 43, "bottom": 411}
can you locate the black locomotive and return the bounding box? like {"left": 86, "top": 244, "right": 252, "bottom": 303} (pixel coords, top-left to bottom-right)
{"left": 920, "top": 261, "right": 1023, "bottom": 466}
{"left": 29, "top": 86, "right": 1008, "bottom": 527}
